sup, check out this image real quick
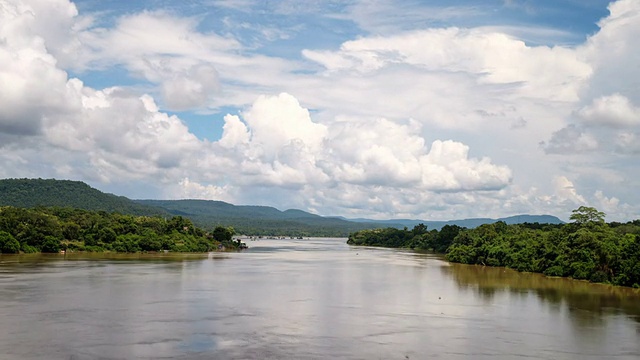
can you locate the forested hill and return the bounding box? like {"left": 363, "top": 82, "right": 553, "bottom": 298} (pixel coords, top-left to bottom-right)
{"left": 0, "top": 178, "right": 566, "bottom": 237}
{"left": 0, "top": 178, "right": 166, "bottom": 216}
{"left": 135, "top": 199, "right": 386, "bottom": 236}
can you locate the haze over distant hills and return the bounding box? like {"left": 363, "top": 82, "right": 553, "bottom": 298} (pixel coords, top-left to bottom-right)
{"left": 343, "top": 215, "right": 564, "bottom": 230}
{"left": 135, "top": 199, "right": 385, "bottom": 236}
{"left": 0, "top": 178, "right": 563, "bottom": 236}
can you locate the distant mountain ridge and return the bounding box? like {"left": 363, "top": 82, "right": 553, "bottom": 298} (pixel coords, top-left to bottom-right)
{"left": 134, "top": 199, "right": 383, "bottom": 236}
{"left": 344, "top": 214, "right": 564, "bottom": 230}
{"left": 0, "top": 178, "right": 564, "bottom": 236}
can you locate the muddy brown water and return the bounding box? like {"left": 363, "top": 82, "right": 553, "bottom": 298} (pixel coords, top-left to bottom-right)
{"left": 1, "top": 238, "right": 638, "bottom": 359}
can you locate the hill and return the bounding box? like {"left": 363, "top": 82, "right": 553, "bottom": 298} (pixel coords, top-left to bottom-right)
{"left": 0, "top": 178, "right": 167, "bottom": 216}
{"left": 134, "top": 199, "right": 384, "bottom": 236}
{"left": 0, "top": 178, "right": 564, "bottom": 236}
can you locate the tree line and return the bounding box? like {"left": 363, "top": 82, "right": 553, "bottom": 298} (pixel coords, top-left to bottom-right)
{"left": 347, "top": 207, "right": 640, "bottom": 288}
{"left": 0, "top": 206, "right": 241, "bottom": 253}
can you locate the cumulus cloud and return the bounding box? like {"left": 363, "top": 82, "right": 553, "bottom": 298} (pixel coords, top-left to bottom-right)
{"left": 3, "top": 0, "right": 640, "bottom": 221}
{"left": 580, "top": 0, "right": 640, "bottom": 101}
{"left": 0, "top": 0, "right": 91, "bottom": 68}
{"left": 577, "top": 94, "right": 640, "bottom": 128}
{"left": 218, "top": 114, "right": 250, "bottom": 149}
{"left": 303, "top": 28, "right": 591, "bottom": 101}
{"left": 239, "top": 93, "right": 327, "bottom": 158}
{"left": 547, "top": 1, "right": 640, "bottom": 155}
{"left": 0, "top": 0, "right": 74, "bottom": 135}
{"left": 553, "top": 176, "right": 586, "bottom": 205}
{"left": 68, "top": 10, "right": 241, "bottom": 110}
{"left": 544, "top": 97, "right": 640, "bottom": 157}
{"left": 161, "top": 64, "right": 220, "bottom": 110}
{"left": 167, "top": 178, "right": 234, "bottom": 202}
{"left": 594, "top": 190, "right": 620, "bottom": 214}
{"left": 543, "top": 125, "right": 599, "bottom": 154}
{"left": 0, "top": 0, "right": 208, "bottom": 185}
{"left": 215, "top": 93, "right": 512, "bottom": 195}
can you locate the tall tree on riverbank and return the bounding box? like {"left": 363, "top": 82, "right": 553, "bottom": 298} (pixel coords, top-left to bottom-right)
{"left": 347, "top": 207, "right": 640, "bottom": 288}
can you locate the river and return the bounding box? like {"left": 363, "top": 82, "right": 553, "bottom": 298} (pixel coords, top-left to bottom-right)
{"left": 0, "top": 238, "right": 638, "bottom": 359}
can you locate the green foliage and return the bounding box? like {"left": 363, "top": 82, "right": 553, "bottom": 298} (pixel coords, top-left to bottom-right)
{"left": 98, "top": 227, "right": 117, "bottom": 244}
{"left": 347, "top": 227, "right": 416, "bottom": 248}
{"left": 0, "top": 231, "right": 20, "bottom": 254}
{"left": 0, "top": 206, "right": 238, "bottom": 254}
{"left": 41, "top": 236, "right": 61, "bottom": 253}
{"left": 0, "top": 178, "right": 564, "bottom": 238}
{"left": 0, "top": 178, "right": 167, "bottom": 216}
{"left": 570, "top": 206, "right": 606, "bottom": 226}
{"left": 212, "top": 226, "right": 235, "bottom": 242}
{"left": 138, "top": 199, "right": 391, "bottom": 237}
{"left": 348, "top": 207, "right": 640, "bottom": 288}
{"left": 432, "top": 225, "right": 463, "bottom": 253}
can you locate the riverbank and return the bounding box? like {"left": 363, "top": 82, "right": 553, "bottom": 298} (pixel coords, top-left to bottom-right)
{"left": 0, "top": 206, "right": 244, "bottom": 254}
{"left": 348, "top": 208, "right": 640, "bottom": 288}
{"left": 1, "top": 238, "right": 639, "bottom": 359}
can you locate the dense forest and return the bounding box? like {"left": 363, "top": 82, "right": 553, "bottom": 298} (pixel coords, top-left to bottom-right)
{"left": 1, "top": 179, "right": 565, "bottom": 237}
{"left": 0, "top": 206, "right": 242, "bottom": 254}
{"left": 347, "top": 207, "right": 640, "bottom": 288}
{"left": 0, "top": 179, "right": 384, "bottom": 236}
{"left": 0, "top": 178, "right": 167, "bottom": 216}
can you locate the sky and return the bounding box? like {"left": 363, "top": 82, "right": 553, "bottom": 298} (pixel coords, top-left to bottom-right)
{"left": 1, "top": 0, "right": 639, "bottom": 222}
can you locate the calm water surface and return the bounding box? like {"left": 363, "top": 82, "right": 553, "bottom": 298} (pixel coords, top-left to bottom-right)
{"left": 0, "top": 238, "right": 639, "bottom": 359}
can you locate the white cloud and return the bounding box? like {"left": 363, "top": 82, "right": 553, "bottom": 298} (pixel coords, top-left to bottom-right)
{"left": 239, "top": 93, "right": 327, "bottom": 158}
{"left": 577, "top": 0, "right": 640, "bottom": 110}
{"left": 0, "top": 0, "right": 91, "bottom": 68}
{"left": 0, "top": 0, "right": 74, "bottom": 135}
{"left": 68, "top": 10, "right": 242, "bottom": 110}
{"left": 543, "top": 125, "right": 599, "bottom": 154}
{"left": 161, "top": 64, "right": 220, "bottom": 110}
{"left": 215, "top": 94, "right": 512, "bottom": 194}
{"left": 541, "top": 1, "right": 640, "bottom": 159}
{"left": 553, "top": 176, "right": 586, "bottom": 205}
{"left": 0, "top": 1, "right": 211, "bottom": 185}
{"left": 303, "top": 27, "right": 591, "bottom": 102}
{"left": 594, "top": 190, "right": 620, "bottom": 214}
{"left": 577, "top": 93, "right": 640, "bottom": 128}
{"left": 2, "top": 0, "right": 640, "bottom": 222}
{"left": 343, "top": 1, "right": 486, "bottom": 34}
{"left": 218, "top": 114, "right": 250, "bottom": 149}
{"left": 168, "top": 177, "right": 234, "bottom": 202}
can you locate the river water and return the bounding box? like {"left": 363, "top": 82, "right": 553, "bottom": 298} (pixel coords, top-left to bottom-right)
{"left": 0, "top": 238, "right": 638, "bottom": 360}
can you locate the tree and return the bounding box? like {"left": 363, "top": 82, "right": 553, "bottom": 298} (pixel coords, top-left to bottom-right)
{"left": 570, "top": 206, "right": 605, "bottom": 226}
{"left": 411, "top": 223, "right": 428, "bottom": 236}
{"left": 97, "top": 227, "right": 117, "bottom": 243}
{"left": 41, "top": 236, "right": 61, "bottom": 253}
{"left": 0, "top": 231, "right": 20, "bottom": 254}
{"left": 433, "top": 224, "right": 463, "bottom": 253}
{"left": 62, "top": 222, "right": 81, "bottom": 240}
{"left": 212, "top": 226, "right": 234, "bottom": 242}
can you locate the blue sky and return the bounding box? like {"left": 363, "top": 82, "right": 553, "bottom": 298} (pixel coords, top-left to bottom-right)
{"left": 71, "top": 0, "right": 611, "bottom": 142}
{"left": 1, "top": 0, "right": 639, "bottom": 221}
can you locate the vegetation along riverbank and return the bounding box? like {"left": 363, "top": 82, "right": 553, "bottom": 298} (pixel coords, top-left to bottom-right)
{"left": 0, "top": 206, "right": 243, "bottom": 254}
{"left": 348, "top": 207, "right": 640, "bottom": 288}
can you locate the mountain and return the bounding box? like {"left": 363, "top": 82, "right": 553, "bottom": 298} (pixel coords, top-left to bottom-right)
{"left": 134, "top": 199, "right": 383, "bottom": 236}
{"left": 345, "top": 214, "right": 564, "bottom": 230}
{"left": 0, "top": 178, "right": 564, "bottom": 236}
{"left": 0, "top": 178, "right": 167, "bottom": 216}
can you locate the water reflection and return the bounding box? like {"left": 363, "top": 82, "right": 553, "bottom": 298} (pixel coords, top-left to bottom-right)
{"left": 0, "top": 241, "right": 639, "bottom": 359}
{"left": 441, "top": 262, "right": 640, "bottom": 323}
